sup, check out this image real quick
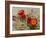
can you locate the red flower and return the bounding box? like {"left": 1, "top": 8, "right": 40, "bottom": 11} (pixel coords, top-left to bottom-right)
{"left": 27, "top": 17, "right": 37, "bottom": 27}
{"left": 31, "top": 18, "right": 37, "bottom": 26}
{"left": 18, "top": 10, "right": 26, "bottom": 19}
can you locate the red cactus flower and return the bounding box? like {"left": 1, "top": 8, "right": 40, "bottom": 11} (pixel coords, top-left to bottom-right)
{"left": 18, "top": 10, "right": 26, "bottom": 19}
{"left": 30, "top": 18, "right": 37, "bottom": 26}
{"left": 27, "top": 17, "right": 37, "bottom": 27}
